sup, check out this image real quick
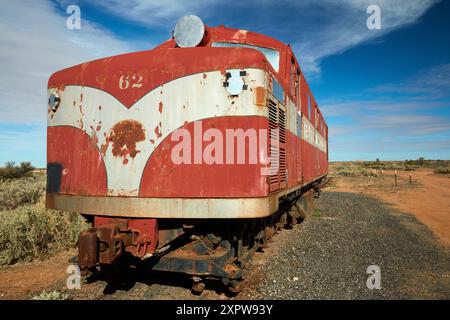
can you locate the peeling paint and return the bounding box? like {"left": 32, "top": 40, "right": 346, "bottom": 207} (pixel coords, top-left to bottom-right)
{"left": 101, "top": 120, "right": 146, "bottom": 164}
{"left": 154, "top": 125, "right": 162, "bottom": 139}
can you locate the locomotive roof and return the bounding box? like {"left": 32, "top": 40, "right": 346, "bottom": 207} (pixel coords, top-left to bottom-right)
{"left": 154, "top": 25, "right": 288, "bottom": 53}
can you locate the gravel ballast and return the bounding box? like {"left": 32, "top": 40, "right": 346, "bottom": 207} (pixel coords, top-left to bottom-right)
{"left": 240, "top": 191, "right": 450, "bottom": 299}
{"left": 57, "top": 191, "right": 450, "bottom": 300}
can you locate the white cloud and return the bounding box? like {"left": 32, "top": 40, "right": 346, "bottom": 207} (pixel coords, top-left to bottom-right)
{"left": 371, "top": 64, "right": 450, "bottom": 97}
{"left": 0, "top": 0, "right": 132, "bottom": 125}
{"left": 90, "top": 0, "right": 439, "bottom": 75}
{"left": 290, "top": 0, "right": 439, "bottom": 74}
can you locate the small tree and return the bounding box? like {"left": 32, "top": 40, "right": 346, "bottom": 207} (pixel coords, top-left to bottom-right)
{"left": 0, "top": 161, "right": 35, "bottom": 179}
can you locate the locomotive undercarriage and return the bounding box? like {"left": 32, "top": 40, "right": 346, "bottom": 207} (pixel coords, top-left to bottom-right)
{"left": 77, "top": 188, "right": 316, "bottom": 294}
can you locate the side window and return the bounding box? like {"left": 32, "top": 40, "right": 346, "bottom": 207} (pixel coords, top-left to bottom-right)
{"left": 308, "top": 94, "right": 312, "bottom": 120}
{"left": 315, "top": 106, "right": 318, "bottom": 128}
{"left": 296, "top": 112, "right": 302, "bottom": 137}
{"left": 290, "top": 58, "right": 299, "bottom": 105}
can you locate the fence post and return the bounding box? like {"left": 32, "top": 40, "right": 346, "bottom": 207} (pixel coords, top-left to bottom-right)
{"left": 394, "top": 170, "right": 398, "bottom": 186}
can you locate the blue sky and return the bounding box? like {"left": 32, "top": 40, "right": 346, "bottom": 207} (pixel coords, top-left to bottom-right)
{"left": 0, "top": 0, "right": 449, "bottom": 167}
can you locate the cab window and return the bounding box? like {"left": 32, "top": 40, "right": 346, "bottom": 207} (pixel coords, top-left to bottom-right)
{"left": 212, "top": 42, "right": 280, "bottom": 72}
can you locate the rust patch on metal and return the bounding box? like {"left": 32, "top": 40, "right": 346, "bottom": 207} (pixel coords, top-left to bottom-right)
{"left": 78, "top": 118, "right": 84, "bottom": 130}
{"left": 254, "top": 86, "right": 267, "bottom": 107}
{"left": 101, "top": 120, "right": 146, "bottom": 164}
{"left": 98, "top": 105, "right": 102, "bottom": 110}
{"left": 158, "top": 101, "right": 163, "bottom": 114}
{"left": 154, "top": 122, "right": 162, "bottom": 139}
{"left": 203, "top": 73, "right": 207, "bottom": 79}
{"left": 91, "top": 131, "right": 99, "bottom": 145}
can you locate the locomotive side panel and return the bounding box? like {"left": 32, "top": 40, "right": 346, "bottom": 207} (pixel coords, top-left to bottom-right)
{"left": 46, "top": 19, "right": 329, "bottom": 287}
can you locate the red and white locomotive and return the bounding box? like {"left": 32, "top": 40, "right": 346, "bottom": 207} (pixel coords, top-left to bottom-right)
{"left": 46, "top": 16, "right": 328, "bottom": 292}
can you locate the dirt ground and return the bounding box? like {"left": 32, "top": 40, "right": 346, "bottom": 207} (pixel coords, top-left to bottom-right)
{"left": 0, "top": 250, "right": 76, "bottom": 299}
{"left": 327, "top": 168, "right": 450, "bottom": 246}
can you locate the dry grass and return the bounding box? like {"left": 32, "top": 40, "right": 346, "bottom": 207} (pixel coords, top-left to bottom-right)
{"left": 433, "top": 166, "right": 450, "bottom": 174}
{"left": 0, "top": 175, "right": 46, "bottom": 210}
{"left": 31, "top": 290, "right": 69, "bottom": 300}
{"left": 0, "top": 173, "right": 89, "bottom": 266}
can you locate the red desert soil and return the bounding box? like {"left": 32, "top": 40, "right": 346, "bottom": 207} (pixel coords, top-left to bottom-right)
{"left": 328, "top": 168, "right": 450, "bottom": 247}
{"left": 0, "top": 250, "right": 75, "bottom": 299}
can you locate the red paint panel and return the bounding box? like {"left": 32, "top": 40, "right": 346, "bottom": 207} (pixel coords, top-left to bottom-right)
{"left": 48, "top": 48, "right": 268, "bottom": 109}
{"left": 139, "top": 116, "right": 269, "bottom": 198}
{"left": 286, "top": 130, "right": 297, "bottom": 189}
{"left": 156, "top": 26, "right": 289, "bottom": 90}
{"left": 47, "top": 126, "right": 107, "bottom": 196}
{"left": 296, "top": 138, "right": 303, "bottom": 184}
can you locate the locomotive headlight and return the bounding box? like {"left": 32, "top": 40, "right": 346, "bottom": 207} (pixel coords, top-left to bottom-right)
{"left": 224, "top": 69, "right": 247, "bottom": 96}
{"left": 48, "top": 91, "right": 60, "bottom": 112}
{"left": 173, "top": 15, "right": 205, "bottom": 48}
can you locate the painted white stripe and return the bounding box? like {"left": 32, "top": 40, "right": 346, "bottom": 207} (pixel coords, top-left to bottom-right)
{"left": 302, "top": 116, "right": 327, "bottom": 153}
{"left": 285, "top": 96, "right": 327, "bottom": 153}
{"left": 48, "top": 69, "right": 268, "bottom": 196}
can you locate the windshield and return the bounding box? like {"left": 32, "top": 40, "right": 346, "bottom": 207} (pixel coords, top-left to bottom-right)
{"left": 212, "top": 42, "right": 280, "bottom": 72}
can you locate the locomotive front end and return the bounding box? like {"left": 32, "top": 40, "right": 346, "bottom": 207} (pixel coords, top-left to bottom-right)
{"left": 46, "top": 16, "right": 291, "bottom": 287}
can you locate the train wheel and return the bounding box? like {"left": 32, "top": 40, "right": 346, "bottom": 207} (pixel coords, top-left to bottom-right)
{"left": 191, "top": 276, "right": 205, "bottom": 295}
{"left": 228, "top": 280, "right": 241, "bottom": 295}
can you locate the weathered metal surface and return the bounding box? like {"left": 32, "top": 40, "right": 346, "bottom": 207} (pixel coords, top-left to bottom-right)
{"left": 46, "top": 193, "right": 272, "bottom": 218}
{"left": 46, "top": 23, "right": 328, "bottom": 219}
{"left": 45, "top": 20, "right": 331, "bottom": 292}
{"left": 48, "top": 69, "right": 268, "bottom": 198}
{"left": 78, "top": 231, "right": 98, "bottom": 269}
{"left": 150, "top": 237, "right": 241, "bottom": 280}
{"left": 102, "top": 120, "right": 146, "bottom": 165}
{"left": 78, "top": 217, "right": 160, "bottom": 267}
{"left": 46, "top": 173, "right": 326, "bottom": 219}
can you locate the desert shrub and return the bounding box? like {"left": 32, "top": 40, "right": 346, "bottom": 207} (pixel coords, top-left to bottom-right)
{"left": 0, "top": 175, "right": 46, "bottom": 210}
{"left": 360, "top": 168, "right": 378, "bottom": 177}
{"left": 335, "top": 165, "right": 378, "bottom": 177}
{"left": 433, "top": 167, "right": 450, "bottom": 174}
{"left": 336, "top": 168, "right": 357, "bottom": 176}
{"left": 0, "top": 201, "right": 89, "bottom": 266}
{"left": 0, "top": 162, "right": 35, "bottom": 179}
{"left": 32, "top": 290, "right": 69, "bottom": 300}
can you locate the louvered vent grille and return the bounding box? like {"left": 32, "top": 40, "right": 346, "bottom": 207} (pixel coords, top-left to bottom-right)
{"left": 268, "top": 98, "right": 287, "bottom": 192}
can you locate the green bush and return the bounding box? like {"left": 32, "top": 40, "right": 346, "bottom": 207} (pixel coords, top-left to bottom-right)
{"left": 0, "top": 202, "right": 89, "bottom": 266}
{"left": 0, "top": 162, "right": 35, "bottom": 179}
{"left": 433, "top": 167, "right": 450, "bottom": 174}
{"left": 0, "top": 176, "right": 46, "bottom": 210}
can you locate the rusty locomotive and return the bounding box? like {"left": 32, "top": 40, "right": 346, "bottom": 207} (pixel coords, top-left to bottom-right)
{"left": 46, "top": 16, "right": 328, "bottom": 293}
